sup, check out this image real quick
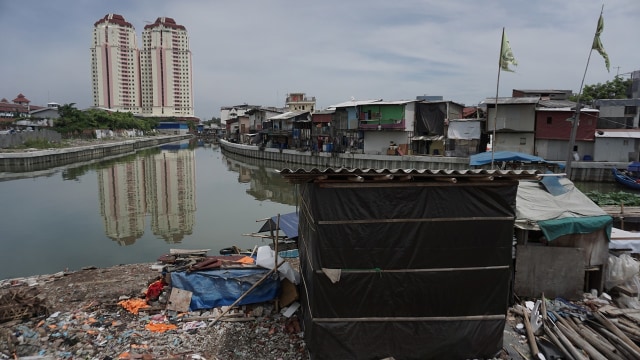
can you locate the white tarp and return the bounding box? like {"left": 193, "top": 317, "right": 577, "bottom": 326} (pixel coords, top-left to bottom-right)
{"left": 515, "top": 178, "right": 607, "bottom": 230}
{"left": 447, "top": 120, "right": 481, "bottom": 140}
{"left": 610, "top": 227, "right": 640, "bottom": 253}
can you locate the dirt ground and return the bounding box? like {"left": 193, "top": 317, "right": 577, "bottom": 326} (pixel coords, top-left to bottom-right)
{"left": 0, "top": 261, "right": 533, "bottom": 360}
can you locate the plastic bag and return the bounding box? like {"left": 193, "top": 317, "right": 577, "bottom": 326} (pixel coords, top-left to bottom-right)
{"left": 256, "top": 245, "right": 300, "bottom": 284}
{"left": 605, "top": 253, "right": 640, "bottom": 290}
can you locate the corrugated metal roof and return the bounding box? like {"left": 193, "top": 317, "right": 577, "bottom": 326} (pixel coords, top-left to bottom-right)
{"left": 594, "top": 99, "right": 640, "bottom": 107}
{"left": 313, "top": 109, "right": 335, "bottom": 115}
{"left": 536, "top": 106, "right": 598, "bottom": 113}
{"left": 595, "top": 129, "right": 640, "bottom": 138}
{"left": 371, "top": 100, "right": 416, "bottom": 105}
{"left": 481, "top": 97, "right": 540, "bottom": 105}
{"left": 278, "top": 167, "right": 540, "bottom": 184}
{"left": 537, "top": 99, "right": 578, "bottom": 108}
{"left": 268, "top": 110, "right": 308, "bottom": 120}
{"left": 328, "top": 99, "right": 382, "bottom": 108}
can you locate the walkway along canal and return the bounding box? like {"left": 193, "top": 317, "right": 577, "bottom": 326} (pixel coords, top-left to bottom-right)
{"left": 0, "top": 134, "right": 192, "bottom": 172}
{"left": 219, "top": 138, "right": 624, "bottom": 182}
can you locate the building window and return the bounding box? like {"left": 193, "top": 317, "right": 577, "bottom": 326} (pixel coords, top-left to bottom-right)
{"left": 520, "top": 138, "right": 526, "bottom": 145}
{"left": 546, "top": 116, "right": 552, "bottom": 125}
{"left": 625, "top": 106, "right": 637, "bottom": 115}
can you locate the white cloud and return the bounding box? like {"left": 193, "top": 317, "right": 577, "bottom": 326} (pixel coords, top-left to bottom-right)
{"left": 0, "top": 0, "right": 637, "bottom": 120}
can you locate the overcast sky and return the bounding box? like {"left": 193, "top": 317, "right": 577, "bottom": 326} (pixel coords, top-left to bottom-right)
{"left": 1, "top": 1, "right": 637, "bottom": 120}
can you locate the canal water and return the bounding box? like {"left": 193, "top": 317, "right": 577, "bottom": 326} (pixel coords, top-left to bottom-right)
{"left": 1, "top": 138, "right": 635, "bottom": 280}
{"left": 0, "top": 139, "right": 296, "bottom": 279}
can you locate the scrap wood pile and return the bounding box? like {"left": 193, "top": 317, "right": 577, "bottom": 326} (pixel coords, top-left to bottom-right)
{"left": 511, "top": 294, "right": 640, "bottom": 360}
{"left": 509, "top": 252, "right": 640, "bottom": 359}
{"left": 0, "top": 287, "right": 48, "bottom": 323}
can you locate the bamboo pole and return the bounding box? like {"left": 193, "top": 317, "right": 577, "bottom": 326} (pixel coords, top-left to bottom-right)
{"left": 594, "top": 311, "right": 640, "bottom": 354}
{"left": 543, "top": 323, "right": 577, "bottom": 360}
{"left": 523, "top": 307, "right": 541, "bottom": 359}
{"left": 592, "top": 325, "right": 640, "bottom": 360}
{"left": 570, "top": 318, "right": 625, "bottom": 360}
{"left": 546, "top": 319, "right": 587, "bottom": 360}
{"left": 274, "top": 214, "right": 281, "bottom": 313}
{"left": 557, "top": 322, "right": 608, "bottom": 360}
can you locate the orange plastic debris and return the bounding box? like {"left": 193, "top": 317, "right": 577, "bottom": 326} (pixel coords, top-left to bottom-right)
{"left": 118, "top": 298, "right": 150, "bottom": 314}
{"left": 236, "top": 256, "right": 255, "bottom": 265}
{"left": 118, "top": 351, "right": 130, "bottom": 359}
{"left": 145, "top": 322, "right": 178, "bottom": 333}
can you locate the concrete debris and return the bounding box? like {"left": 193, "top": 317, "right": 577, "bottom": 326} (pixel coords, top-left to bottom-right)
{"left": 0, "top": 263, "right": 306, "bottom": 359}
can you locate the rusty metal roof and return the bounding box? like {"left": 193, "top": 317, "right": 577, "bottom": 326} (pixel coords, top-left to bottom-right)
{"left": 278, "top": 167, "right": 540, "bottom": 184}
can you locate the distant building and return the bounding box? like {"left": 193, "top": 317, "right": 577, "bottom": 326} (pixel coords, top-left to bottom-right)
{"left": 0, "top": 94, "right": 43, "bottom": 118}
{"left": 91, "top": 14, "right": 194, "bottom": 117}
{"left": 91, "top": 14, "right": 141, "bottom": 113}
{"left": 416, "top": 95, "right": 444, "bottom": 102}
{"left": 285, "top": 93, "right": 316, "bottom": 112}
{"left": 141, "top": 17, "right": 194, "bottom": 117}
{"left": 512, "top": 89, "right": 572, "bottom": 100}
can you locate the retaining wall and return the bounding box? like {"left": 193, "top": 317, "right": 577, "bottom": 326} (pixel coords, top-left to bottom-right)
{"left": 0, "top": 135, "right": 192, "bottom": 172}
{"left": 219, "top": 140, "right": 625, "bottom": 182}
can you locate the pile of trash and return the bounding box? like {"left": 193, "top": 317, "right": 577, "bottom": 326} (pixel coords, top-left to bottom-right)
{"left": 0, "top": 247, "right": 306, "bottom": 359}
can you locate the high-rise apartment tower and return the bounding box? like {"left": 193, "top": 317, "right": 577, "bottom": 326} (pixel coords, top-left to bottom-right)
{"left": 90, "top": 14, "right": 141, "bottom": 113}
{"left": 91, "top": 14, "right": 194, "bottom": 117}
{"left": 141, "top": 17, "right": 194, "bottom": 117}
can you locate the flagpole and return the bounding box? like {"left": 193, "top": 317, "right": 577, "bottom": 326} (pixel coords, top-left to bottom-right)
{"left": 492, "top": 28, "right": 505, "bottom": 170}
{"left": 565, "top": 5, "right": 604, "bottom": 179}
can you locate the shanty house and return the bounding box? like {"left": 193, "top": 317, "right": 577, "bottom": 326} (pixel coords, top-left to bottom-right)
{"left": 513, "top": 177, "right": 612, "bottom": 300}
{"left": 483, "top": 97, "right": 539, "bottom": 154}
{"left": 280, "top": 167, "right": 539, "bottom": 359}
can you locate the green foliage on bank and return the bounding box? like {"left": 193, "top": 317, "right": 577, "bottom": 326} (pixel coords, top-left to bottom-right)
{"left": 54, "top": 103, "right": 160, "bottom": 135}
{"left": 569, "top": 76, "right": 632, "bottom": 104}
{"left": 585, "top": 190, "right": 640, "bottom": 206}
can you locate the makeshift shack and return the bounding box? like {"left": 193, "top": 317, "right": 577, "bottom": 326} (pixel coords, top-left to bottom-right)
{"left": 514, "top": 177, "right": 612, "bottom": 300}
{"left": 279, "top": 167, "right": 539, "bottom": 360}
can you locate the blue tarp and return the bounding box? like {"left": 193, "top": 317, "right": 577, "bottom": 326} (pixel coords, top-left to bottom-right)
{"left": 170, "top": 268, "right": 280, "bottom": 311}
{"left": 469, "top": 151, "right": 548, "bottom": 166}
{"left": 258, "top": 212, "right": 299, "bottom": 239}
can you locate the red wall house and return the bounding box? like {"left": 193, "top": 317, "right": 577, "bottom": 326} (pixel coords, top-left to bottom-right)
{"left": 534, "top": 107, "right": 599, "bottom": 160}
{"left": 535, "top": 108, "right": 598, "bottom": 141}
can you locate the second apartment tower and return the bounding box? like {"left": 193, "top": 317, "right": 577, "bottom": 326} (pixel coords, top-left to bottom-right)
{"left": 90, "top": 14, "right": 194, "bottom": 117}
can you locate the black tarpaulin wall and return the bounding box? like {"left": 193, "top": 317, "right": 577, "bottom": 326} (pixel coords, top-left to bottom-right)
{"left": 415, "top": 102, "right": 446, "bottom": 135}
{"left": 298, "top": 182, "right": 518, "bottom": 360}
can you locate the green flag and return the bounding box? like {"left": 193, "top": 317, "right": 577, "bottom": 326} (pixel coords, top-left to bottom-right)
{"left": 500, "top": 30, "right": 518, "bottom": 72}
{"left": 592, "top": 14, "right": 610, "bottom": 72}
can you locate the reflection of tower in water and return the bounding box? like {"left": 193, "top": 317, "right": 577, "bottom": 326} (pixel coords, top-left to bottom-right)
{"left": 147, "top": 150, "right": 196, "bottom": 243}
{"left": 98, "top": 160, "right": 147, "bottom": 245}
{"left": 97, "top": 149, "right": 196, "bottom": 244}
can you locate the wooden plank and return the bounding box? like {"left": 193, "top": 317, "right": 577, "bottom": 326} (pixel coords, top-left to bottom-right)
{"left": 611, "top": 284, "right": 639, "bottom": 297}
{"left": 166, "top": 288, "right": 192, "bottom": 312}
{"left": 515, "top": 245, "right": 584, "bottom": 300}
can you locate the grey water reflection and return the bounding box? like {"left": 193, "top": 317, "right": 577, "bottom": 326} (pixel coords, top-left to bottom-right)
{"left": 0, "top": 139, "right": 300, "bottom": 279}
{"left": 221, "top": 151, "right": 298, "bottom": 207}
{"left": 97, "top": 146, "right": 196, "bottom": 245}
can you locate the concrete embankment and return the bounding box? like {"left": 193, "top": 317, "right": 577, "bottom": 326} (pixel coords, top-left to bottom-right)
{"left": 220, "top": 139, "right": 624, "bottom": 182}
{"left": 0, "top": 135, "right": 192, "bottom": 172}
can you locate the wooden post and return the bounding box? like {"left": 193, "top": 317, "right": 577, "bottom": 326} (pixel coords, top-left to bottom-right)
{"left": 523, "top": 307, "right": 541, "bottom": 358}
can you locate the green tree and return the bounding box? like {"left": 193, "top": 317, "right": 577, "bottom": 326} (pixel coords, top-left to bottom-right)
{"left": 570, "top": 76, "right": 632, "bottom": 104}
{"left": 55, "top": 103, "right": 95, "bottom": 135}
